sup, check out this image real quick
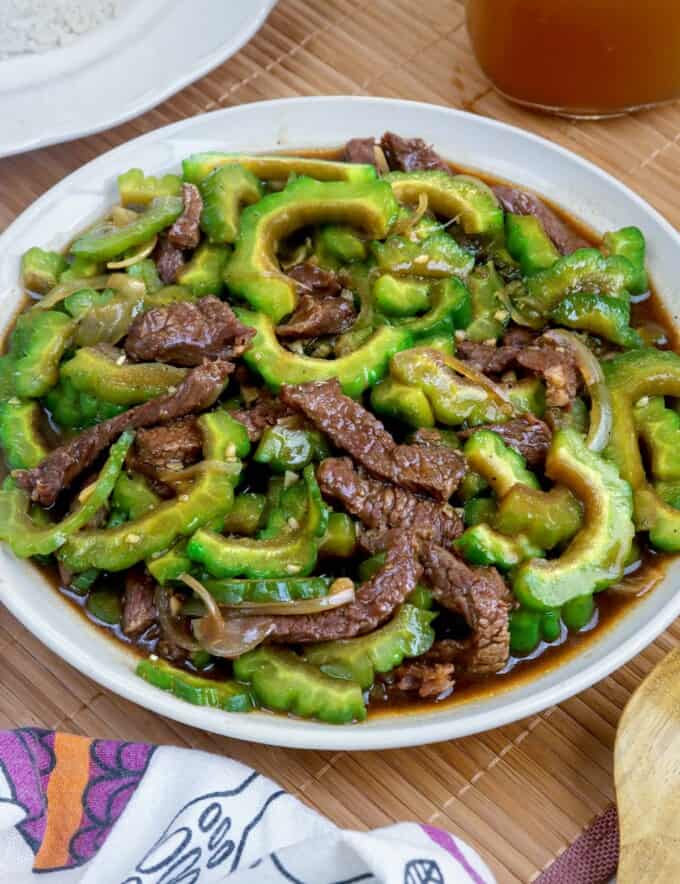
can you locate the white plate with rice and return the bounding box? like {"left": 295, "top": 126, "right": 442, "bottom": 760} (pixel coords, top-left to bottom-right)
{"left": 0, "top": 0, "right": 277, "bottom": 159}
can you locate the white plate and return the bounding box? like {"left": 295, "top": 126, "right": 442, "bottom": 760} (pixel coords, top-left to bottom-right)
{"left": 1, "top": 96, "right": 680, "bottom": 751}
{"left": 0, "top": 0, "right": 277, "bottom": 158}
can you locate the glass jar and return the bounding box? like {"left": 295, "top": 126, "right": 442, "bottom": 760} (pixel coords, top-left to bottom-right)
{"left": 465, "top": 0, "right": 680, "bottom": 118}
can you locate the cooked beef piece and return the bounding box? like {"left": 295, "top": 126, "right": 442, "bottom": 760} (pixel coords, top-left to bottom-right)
{"left": 124, "top": 297, "right": 255, "bottom": 366}
{"left": 516, "top": 339, "right": 580, "bottom": 408}
{"left": 344, "top": 137, "right": 377, "bottom": 165}
{"left": 380, "top": 132, "right": 451, "bottom": 174}
{"left": 128, "top": 416, "right": 203, "bottom": 481}
{"left": 267, "top": 531, "right": 421, "bottom": 642}
{"left": 392, "top": 661, "right": 455, "bottom": 699}
{"left": 457, "top": 339, "right": 522, "bottom": 375}
{"left": 155, "top": 638, "right": 188, "bottom": 665}
{"left": 231, "top": 392, "right": 296, "bottom": 443}
{"left": 287, "top": 262, "right": 343, "bottom": 298}
{"left": 281, "top": 379, "right": 465, "bottom": 501}
{"left": 167, "top": 183, "right": 203, "bottom": 250}
{"left": 493, "top": 185, "right": 589, "bottom": 256}
{"left": 276, "top": 293, "right": 356, "bottom": 339}
{"left": 15, "top": 360, "right": 233, "bottom": 507}
{"left": 458, "top": 414, "right": 552, "bottom": 468}
{"left": 503, "top": 326, "right": 537, "bottom": 348}
{"left": 317, "top": 458, "right": 463, "bottom": 551}
{"left": 153, "top": 236, "right": 185, "bottom": 284}
{"left": 408, "top": 428, "right": 452, "bottom": 448}
{"left": 421, "top": 544, "right": 511, "bottom": 675}
{"left": 122, "top": 568, "right": 157, "bottom": 636}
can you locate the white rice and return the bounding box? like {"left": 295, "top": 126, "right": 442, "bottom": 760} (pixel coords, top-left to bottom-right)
{"left": 0, "top": 0, "right": 120, "bottom": 60}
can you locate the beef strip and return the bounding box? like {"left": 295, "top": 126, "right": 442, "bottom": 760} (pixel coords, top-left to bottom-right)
{"left": 167, "top": 183, "right": 203, "bottom": 250}
{"left": 420, "top": 544, "right": 511, "bottom": 675}
{"left": 458, "top": 414, "right": 552, "bottom": 468}
{"left": 122, "top": 568, "right": 157, "bottom": 636}
{"left": 287, "top": 262, "right": 343, "bottom": 298}
{"left": 281, "top": 379, "right": 465, "bottom": 501}
{"left": 502, "top": 326, "right": 537, "bottom": 348}
{"left": 153, "top": 236, "right": 185, "bottom": 284}
{"left": 344, "top": 137, "right": 377, "bottom": 165}
{"left": 392, "top": 661, "right": 455, "bottom": 699}
{"left": 124, "top": 297, "right": 255, "bottom": 366}
{"left": 231, "top": 392, "right": 296, "bottom": 443}
{"left": 127, "top": 416, "right": 203, "bottom": 481}
{"left": 493, "top": 185, "right": 589, "bottom": 256}
{"left": 14, "top": 360, "right": 233, "bottom": 507}
{"left": 266, "top": 530, "right": 421, "bottom": 642}
{"left": 317, "top": 458, "right": 463, "bottom": 551}
{"left": 380, "top": 131, "right": 451, "bottom": 174}
{"left": 516, "top": 340, "right": 580, "bottom": 408}
{"left": 457, "top": 339, "right": 522, "bottom": 375}
{"left": 276, "top": 293, "right": 356, "bottom": 339}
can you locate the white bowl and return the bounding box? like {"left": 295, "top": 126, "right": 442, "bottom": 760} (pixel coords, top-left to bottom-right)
{"left": 1, "top": 97, "right": 679, "bottom": 751}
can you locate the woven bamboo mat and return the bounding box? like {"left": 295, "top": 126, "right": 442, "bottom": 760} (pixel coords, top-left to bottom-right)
{"left": 2, "top": 1, "right": 680, "bottom": 880}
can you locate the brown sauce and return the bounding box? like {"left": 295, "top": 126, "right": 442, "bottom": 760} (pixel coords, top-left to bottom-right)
{"left": 5, "top": 146, "right": 680, "bottom": 720}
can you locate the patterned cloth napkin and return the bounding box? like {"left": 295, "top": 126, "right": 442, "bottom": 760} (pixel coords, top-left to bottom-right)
{"left": 0, "top": 729, "right": 495, "bottom": 883}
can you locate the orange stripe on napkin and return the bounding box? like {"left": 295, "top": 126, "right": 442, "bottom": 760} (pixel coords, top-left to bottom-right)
{"left": 34, "top": 732, "right": 91, "bottom": 871}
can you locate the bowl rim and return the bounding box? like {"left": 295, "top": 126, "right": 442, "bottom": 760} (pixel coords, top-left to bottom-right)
{"left": 2, "top": 94, "right": 680, "bottom": 751}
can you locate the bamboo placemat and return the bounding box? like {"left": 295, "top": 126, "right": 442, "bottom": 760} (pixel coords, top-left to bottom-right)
{"left": 2, "top": 1, "right": 680, "bottom": 880}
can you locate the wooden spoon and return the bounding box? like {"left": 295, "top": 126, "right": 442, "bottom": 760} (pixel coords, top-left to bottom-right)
{"left": 615, "top": 646, "right": 680, "bottom": 883}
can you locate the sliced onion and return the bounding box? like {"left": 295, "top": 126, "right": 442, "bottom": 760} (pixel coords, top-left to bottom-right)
{"left": 105, "top": 273, "right": 147, "bottom": 297}
{"left": 36, "top": 275, "right": 112, "bottom": 310}
{"left": 181, "top": 574, "right": 274, "bottom": 658}
{"left": 611, "top": 560, "right": 664, "bottom": 597}
{"left": 433, "top": 350, "right": 515, "bottom": 414}
{"left": 394, "top": 192, "right": 429, "bottom": 236}
{"left": 155, "top": 585, "right": 200, "bottom": 652}
{"left": 107, "top": 237, "right": 158, "bottom": 270}
{"left": 373, "top": 144, "right": 390, "bottom": 176}
{"left": 543, "top": 329, "right": 613, "bottom": 452}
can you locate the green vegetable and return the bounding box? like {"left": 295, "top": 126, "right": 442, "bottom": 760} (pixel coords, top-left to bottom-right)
{"left": 604, "top": 349, "right": 680, "bottom": 551}
{"left": 186, "top": 464, "right": 328, "bottom": 579}
{"left": 127, "top": 258, "right": 162, "bottom": 293}
{"left": 225, "top": 175, "right": 398, "bottom": 323}
{"left": 602, "top": 226, "right": 648, "bottom": 295}
{"left": 550, "top": 292, "right": 642, "bottom": 347}
{"left": 44, "top": 378, "right": 126, "bottom": 431}
{"left": 60, "top": 346, "right": 186, "bottom": 405}
{"left": 198, "top": 409, "right": 251, "bottom": 460}
{"left": 58, "top": 460, "right": 240, "bottom": 572}
{"left": 200, "top": 575, "right": 332, "bottom": 605}
{"left": 633, "top": 397, "right": 680, "bottom": 481}
{"left": 315, "top": 225, "right": 367, "bottom": 267}
{"left": 509, "top": 607, "right": 562, "bottom": 655}
{"left": 561, "top": 594, "right": 595, "bottom": 631}
{"left": 222, "top": 493, "right": 267, "bottom": 536}
{"left": 372, "top": 230, "right": 474, "bottom": 280}
{"left": 464, "top": 430, "right": 539, "bottom": 497}
{"left": 458, "top": 470, "right": 489, "bottom": 502}
{"left": 237, "top": 307, "right": 412, "bottom": 398}
{"left": 505, "top": 213, "right": 559, "bottom": 275}
{"left": 512, "top": 429, "right": 635, "bottom": 610}
{"left": 111, "top": 473, "right": 160, "bottom": 520}
{"left": 386, "top": 170, "right": 504, "bottom": 236}
{"left": 454, "top": 523, "right": 542, "bottom": 571}
{"left": 370, "top": 377, "right": 435, "bottom": 428}
{"left": 183, "top": 152, "right": 376, "bottom": 186}
{"left": 71, "top": 196, "right": 184, "bottom": 261}
{"left": 137, "top": 658, "right": 252, "bottom": 712}
{"left": 254, "top": 425, "right": 330, "bottom": 472}
{"left": 21, "top": 247, "right": 68, "bottom": 294}
{"left": 0, "top": 431, "right": 133, "bottom": 558}
{"left": 86, "top": 588, "right": 122, "bottom": 625}
{"left": 117, "top": 169, "right": 182, "bottom": 206}
{"left": 73, "top": 289, "right": 145, "bottom": 348}
{"left": 373, "top": 275, "right": 430, "bottom": 317}
{"left": 58, "top": 256, "right": 103, "bottom": 283}
{"left": 509, "top": 248, "right": 636, "bottom": 325}
{"left": 147, "top": 541, "right": 191, "bottom": 585}
{"left": 305, "top": 604, "right": 436, "bottom": 690}
{"left": 8, "top": 309, "right": 74, "bottom": 398}
{"left": 176, "top": 243, "right": 231, "bottom": 297}
{"left": 320, "top": 512, "right": 357, "bottom": 558}
{"left": 393, "top": 278, "right": 471, "bottom": 341}
{"left": 494, "top": 485, "right": 583, "bottom": 549}
{"left": 465, "top": 261, "right": 508, "bottom": 343}
{"left": 234, "top": 646, "right": 366, "bottom": 724}
{"left": 463, "top": 496, "right": 497, "bottom": 527}
{"left": 0, "top": 400, "right": 48, "bottom": 470}
{"left": 198, "top": 164, "right": 263, "bottom": 244}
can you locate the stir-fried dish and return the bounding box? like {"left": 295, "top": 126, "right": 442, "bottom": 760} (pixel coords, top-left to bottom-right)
{"left": 0, "top": 132, "right": 675, "bottom": 724}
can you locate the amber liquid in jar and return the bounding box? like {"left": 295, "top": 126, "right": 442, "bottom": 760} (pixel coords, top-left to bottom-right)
{"left": 466, "top": 0, "right": 680, "bottom": 117}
